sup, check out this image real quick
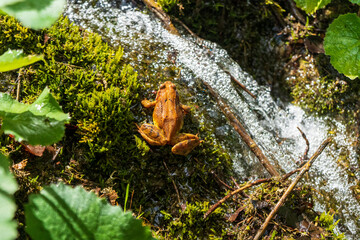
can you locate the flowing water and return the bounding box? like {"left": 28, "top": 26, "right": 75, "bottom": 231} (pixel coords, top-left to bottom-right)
{"left": 65, "top": 0, "right": 360, "bottom": 238}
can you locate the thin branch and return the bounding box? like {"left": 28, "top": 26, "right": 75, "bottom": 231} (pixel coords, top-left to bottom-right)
{"left": 142, "top": 0, "right": 179, "bottom": 35}
{"left": 280, "top": 168, "right": 300, "bottom": 181}
{"left": 129, "top": 189, "right": 135, "bottom": 210}
{"left": 210, "top": 170, "right": 234, "bottom": 190}
{"left": 204, "top": 167, "right": 300, "bottom": 219}
{"left": 297, "top": 126, "right": 309, "bottom": 164}
{"left": 163, "top": 160, "right": 182, "bottom": 206}
{"left": 16, "top": 69, "right": 23, "bottom": 101}
{"left": 203, "top": 81, "right": 280, "bottom": 177}
{"left": 287, "top": 0, "right": 306, "bottom": 24}
{"left": 172, "top": 16, "right": 204, "bottom": 44}
{"left": 253, "top": 137, "right": 332, "bottom": 240}
{"left": 224, "top": 70, "right": 256, "bottom": 99}
{"left": 204, "top": 178, "right": 272, "bottom": 219}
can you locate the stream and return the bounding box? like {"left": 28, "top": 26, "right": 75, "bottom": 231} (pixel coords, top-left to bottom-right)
{"left": 65, "top": 0, "right": 360, "bottom": 238}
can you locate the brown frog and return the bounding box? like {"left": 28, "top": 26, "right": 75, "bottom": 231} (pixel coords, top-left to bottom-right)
{"left": 137, "top": 81, "right": 201, "bottom": 156}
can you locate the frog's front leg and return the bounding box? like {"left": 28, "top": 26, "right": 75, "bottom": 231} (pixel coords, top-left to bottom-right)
{"left": 180, "top": 104, "right": 191, "bottom": 114}
{"left": 137, "top": 123, "right": 167, "bottom": 146}
{"left": 171, "top": 133, "right": 201, "bottom": 156}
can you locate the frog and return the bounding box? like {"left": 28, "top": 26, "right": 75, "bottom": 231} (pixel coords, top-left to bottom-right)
{"left": 137, "top": 81, "right": 201, "bottom": 156}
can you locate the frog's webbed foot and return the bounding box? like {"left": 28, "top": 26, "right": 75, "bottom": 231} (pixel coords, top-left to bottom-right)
{"left": 171, "top": 133, "right": 201, "bottom": 156}
{"left": 137, "top": 123, "right": 167, "bottom": 146}
{"left": 141, "top": 99, "right": 157, "bottom": 108}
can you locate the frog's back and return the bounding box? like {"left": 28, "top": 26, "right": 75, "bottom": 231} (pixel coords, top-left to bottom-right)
{"left": 153, "top": 83, "right": 184, "bottom": 142}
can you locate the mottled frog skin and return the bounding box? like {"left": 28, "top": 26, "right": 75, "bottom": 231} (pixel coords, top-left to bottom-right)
{"left": 137, "top": 81, "right": 200, "bottom": 156}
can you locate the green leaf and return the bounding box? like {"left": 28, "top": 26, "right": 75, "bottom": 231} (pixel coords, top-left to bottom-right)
{"left": 293, "top": 0, "right": 331, "bottom": 14}
{"left": 0, "top": 153, "right": 18, "bottom": 240}
{"left": 0, "top": 0, "right": 24, "bottom": 8}
{"left": 350, "top": 0, "right": 360, "bottom": 4}
{"left": 25, "top": 183, "right": 155, "bottom": 240}
{"left": 1, "top": 0, "right": 66, "bottom": 30}
{"left": 324, "top": 13, "right": 360, "bottom": 79}
{"left": 0, "top": 87, "right": 70, "bottom": 145}
{"left": 0, "top": 49, "right": 44, "bottom": 72}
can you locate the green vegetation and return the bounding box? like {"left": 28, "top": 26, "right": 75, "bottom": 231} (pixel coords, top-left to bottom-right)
{"left": 315, "top": 212, "right": 346, "bottom": 239}
{"left": 161, "top": 201, "right": 227, "bottom": 240}
{"left": 25, "top": 183, "right": 154, "bottom": 240}
{"left": 1, "top": 0, "right": 66, "bottom": 30}
{"left": 0, "top": 0, "right": 157, "bottom": 238}
{"left": 0, "top": 49, "right": 43, "bottom": 72}
{"left": 293, "top": 0, "right": 360, "bottom": 80}
{"left": 293, "top": 0, "right": 332, "bottom": 14}
{"left": 0, "top": 87, "right": 70, "bottom": 145}
{"left": 0, "top": 154, "right": 18, "bottom": 240}
{"left": 157, "top": 0, "right": 178, "bottom": 12}
{"left": 324, "top": 13, "right": 360, "bottom": 79}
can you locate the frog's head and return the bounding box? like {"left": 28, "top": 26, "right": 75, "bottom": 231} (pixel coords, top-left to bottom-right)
{"left": 160, "top": 81, "right": 176, "bottom": 90}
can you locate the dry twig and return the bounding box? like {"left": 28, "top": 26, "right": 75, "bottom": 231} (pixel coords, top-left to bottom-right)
{"left": 204, "top": 167, "right": 301, "bottom": 219}
{"left": 204, "top": 178, "right": 272, "bottom": 219}
{"left": 210, "top": 170, "right": 234, "bottom": 190}
{"left": 172, "top": 16, "right": 204, "bottom": 44}
{"left": 203, "top": 81, "right": 280, "bottom": 177}
{"left": 297, "top": 126, "right": 309, "bottom": 164}
{"left": 163, "top": 160, "right": 182, "bottom": 206}
{"left": 253, "top": 137, "right": 332, "bottom": 240}
{"left": 16, "top": 68, "right": 23, "bottom": 101}
{"left": 142, "top": 0, "right": 179, "bottom": 35}
{"left": 224, "top": 70, "right": 256, "bottom": 99}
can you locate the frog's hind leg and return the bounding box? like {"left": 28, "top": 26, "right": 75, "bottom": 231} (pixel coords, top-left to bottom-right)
{"left": 137, "top": 123, "right": 167, "bottom": 146}
{"left": 171, "top": 133, "right": 201, "bottom": 156}
{"left": 141, "top": 99, "right": 157, "bottom": 108}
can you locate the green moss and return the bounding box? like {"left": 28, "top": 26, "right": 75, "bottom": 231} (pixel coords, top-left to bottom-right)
{"left": 288, "top": 55, "right": 360, "bottom": 119}
{"left": 160, "top": 201, "right": 227, "bottom": 239}
{"left": 157, "top": 0, "right": 178, "bottom": 12}
{"left": 0, "top": 16, "right": 144, "bottom": 172}
{"left": 315, "top": 212, "right": 346, "bottom": 239}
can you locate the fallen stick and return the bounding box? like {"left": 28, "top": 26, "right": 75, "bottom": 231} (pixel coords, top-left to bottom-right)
{"left": 253, "top": 137, "right": 332, "bottom": 240}
{"left": 203, "top": 81, "right": 280, "bottom": 177}
{"left": 224, "top": 70, "right": 257, "bottom": 99}
{"left": 204, "top": 178, "right": 271, "bottom": 219}
{"left": 297, "top": 126, "right": 309, "bottom": 164}
{"left": 142, "top": 0, "right": 179, "bottom": 35}
{"left": 204, "top": 165, "right": 301, "bottom": 219}
{"left": 163, "top": 160, "right": 182, "bottom": 206}
{"left": 210, "top": 170, "right": 235, "bottom": 191}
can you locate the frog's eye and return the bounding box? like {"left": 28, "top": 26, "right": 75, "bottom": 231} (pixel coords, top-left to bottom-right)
{"left": 171, "top": 84, "right": 176, "bottom": 89}
{"left": 160, "top": 83, "right": 166, "bottom": 89}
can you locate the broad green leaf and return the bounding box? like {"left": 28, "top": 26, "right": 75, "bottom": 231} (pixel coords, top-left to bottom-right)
{"left": 1, "top": 0, "right": 66, "bottom": 30}
{"left": 324, "top": 13, "right": 360, "bottom": 79}
{"left": 0, "top": 49, "right": 44, "bottom": 72}
{"left": 350, "top": 0, "right": 360, "bottom": 4}
{"left": 293, "top": 0, "right": 331, "bottom": 14}
{"left": 25, "top": 183, "right": 155, "bottom": 240}
{"left": 0, "top": 153, "right": 18, "bottom": 240}
{"left": 0, "top": 87, "right": 70, "bottom": 145}
{"left": 0, "top": 0, "right": 24, "bottom": 8}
